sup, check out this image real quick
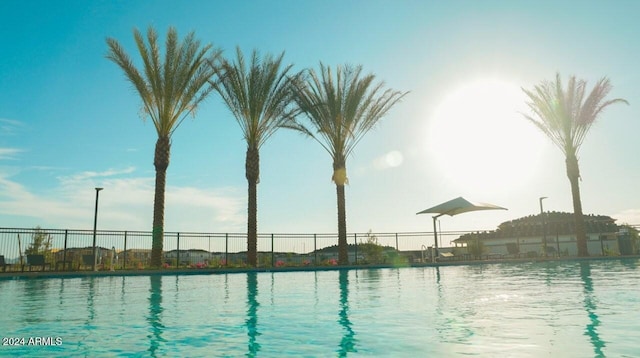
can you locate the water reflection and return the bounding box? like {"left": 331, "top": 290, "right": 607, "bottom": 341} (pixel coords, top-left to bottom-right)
{"left": 84, "top": 278, "right": 95, "bottom": 324}
{"left": 314, "top": 271, "right": 319, "bottom": 308}
{"left": 173, "top": 276, "right": 180, "bottom": 308}
{"left": 434, "top": 266, "right": 451, "bottom": 342}
{"left": 338, "top": 270, "right": 356, "bottom": 356}
{"left": 434, "top": 266, "right": 446, "bottom": 340}
{"left": 434, "top": 266, "right": 442, "bottom": 295}
{"left": 22, "top": 279, "right": 50, "bottom": 325}
{"left": 580, "top": 262, "right": 605, "bottom": 357}
{"left": 121, "top": 276, "right": 126, "bottom": 304}
{"left": 363, "top": 267, "right": 380, "bottom": 283}
{"left": 57, "top": 278, "right": 65, "bottom": 305}
{"left": 394, "top": 268, "right": 402, "bottom": 299}
{"left": 270, "top": 272, "right": 275, "bottom": 306}
{"left": 147, "top": 275, "right": 165, "bottom": 356}
{"left": 224, "top": 274, "right": 230, "bottom": 303}
{"left": 434, "top": 266, "right": 474, "bottom": 344}
{"left": 246, "top": 272, "right": 261, "bottom": 357}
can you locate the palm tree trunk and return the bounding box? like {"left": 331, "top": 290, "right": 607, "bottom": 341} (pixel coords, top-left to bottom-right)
{"left": 566, "top": 153, "right": 589, "bottom": 257}
{"left": 246, "top": 147, "right": 260, "bottom": 267}
{"left": 336, "top": 184, "right": 348, "bottom": 265}
{"left": 151, "top": 136, "right": 170, "bottom": 267}
{"left": 333, "top": 160, "right": 349, "bottom": 265}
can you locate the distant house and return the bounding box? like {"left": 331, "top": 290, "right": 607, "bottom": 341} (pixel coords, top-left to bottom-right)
{"left": 54, "top": 246, "right": 112, "bottom": 263}
{"left": 164, "top": 249, "right": 220, "bottom": 265}
{"left": 121, "top": 249, "right": 152, "bottom": 265}
{"left": 453, "top": 212, "right": 622, "bottom": 257}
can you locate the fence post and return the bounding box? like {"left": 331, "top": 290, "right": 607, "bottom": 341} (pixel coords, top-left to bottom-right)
{"left": 395, "top": 233, "right": 399, "bottom": 251}
{"left": 225, "top": 233, "right": 228, "bottom": 267}
{"left": 271, "top": 234, "right": 274, "bottom": 268}
{"left": 314, "top": 234, "right": 317, "bottom": 265}
{"left": 123, "top": 231, "right": 128, "bottom": 270}
{"left": 354, "top": 233, "right": 358, "bottom": 265}
{"left": 63, "top": 229, "right": 68, "bottom": 269}
{"left": 177, "top": 232, "right": 180, "bottom": 267}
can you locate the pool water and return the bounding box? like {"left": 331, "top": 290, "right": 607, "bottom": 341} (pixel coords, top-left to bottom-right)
{"left": 1, "top": 259, "right": 639, "bottom": 357}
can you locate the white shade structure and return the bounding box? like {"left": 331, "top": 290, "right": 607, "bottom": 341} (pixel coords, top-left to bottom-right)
{"left": 416, "top": 196, "right": 507, "bottom": 259}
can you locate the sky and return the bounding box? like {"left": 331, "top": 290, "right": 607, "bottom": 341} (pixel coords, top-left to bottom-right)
{"left": 1, "top": 0, "right": 638, "bottom": 246}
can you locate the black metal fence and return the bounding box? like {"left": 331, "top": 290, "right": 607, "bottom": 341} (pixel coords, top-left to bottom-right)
{"left": 1, "top": 225, "right": 637, "bottom": 272}
{"left": 0, "top": 227, "right": 435, "bottom": 271}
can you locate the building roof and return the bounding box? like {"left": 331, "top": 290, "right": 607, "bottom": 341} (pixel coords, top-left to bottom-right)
{"left": 165, "top": 249, "right": 212, "bottom": 254}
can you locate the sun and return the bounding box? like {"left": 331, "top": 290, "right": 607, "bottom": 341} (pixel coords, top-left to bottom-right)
{"left": 427, "top": 78, "right": 545, "bottom": 194}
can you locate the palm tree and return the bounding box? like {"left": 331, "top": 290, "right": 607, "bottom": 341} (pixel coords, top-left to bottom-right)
{"left": 289, "top": 64, "right": 407, "bottom": 265}
{"left": 106, "top": 27, "right": 220, "bottom": 267}
{"left": 209, "top": 48, "right": 301, "bottom": 267}
{"left": 522, "top": 74, "right": 627, "bottom": 257}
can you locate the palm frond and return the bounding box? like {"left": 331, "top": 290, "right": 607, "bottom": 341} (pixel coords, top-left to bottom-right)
{"left": 106, "top": 36, "right": 155, "bottom": 122}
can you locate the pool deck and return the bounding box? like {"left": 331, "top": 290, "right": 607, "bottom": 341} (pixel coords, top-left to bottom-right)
{"left": 1, "top": 255, "right": 639, "bottom": 280}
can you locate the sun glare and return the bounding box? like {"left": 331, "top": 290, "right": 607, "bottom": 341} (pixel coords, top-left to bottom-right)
{"left": 427, "top": 79, "right": 545, "bottom": 194}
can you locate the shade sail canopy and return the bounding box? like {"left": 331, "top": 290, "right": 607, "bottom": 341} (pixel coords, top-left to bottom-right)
{"left": 416, "top": 196, "right": 507, "bottom": 217}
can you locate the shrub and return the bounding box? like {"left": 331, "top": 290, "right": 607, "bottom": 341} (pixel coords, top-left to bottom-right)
{"left": 360, "top": 230, "right": 384, "bottom": 264}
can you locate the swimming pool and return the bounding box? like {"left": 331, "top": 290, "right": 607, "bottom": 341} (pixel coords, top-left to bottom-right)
{"left": 1, "top": 259, "right": 639, "bottom": 357}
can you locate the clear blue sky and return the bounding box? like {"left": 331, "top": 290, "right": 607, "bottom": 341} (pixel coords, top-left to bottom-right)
{"left": 1, "top": 1, "right": 638, "bottom": 244}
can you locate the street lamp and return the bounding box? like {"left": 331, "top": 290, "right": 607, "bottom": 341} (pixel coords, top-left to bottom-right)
{"left": 92, "top": 187, "right": 103, "bottom": 271}
{"left": 539, "top": 196, "right": 548, "bottom": 257}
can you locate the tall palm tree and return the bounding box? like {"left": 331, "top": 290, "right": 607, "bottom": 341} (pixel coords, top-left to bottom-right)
{"left": 210, "top": 48, "right": 301, "bottom": 267}
{"left": 522, "top": 74, "right": 627, "bottom": 257}
{"left": 106, "top": 27, "right": 220, "bottom": 267}
{"left": 290, "top": 64, "right": 407, "bottom": 265}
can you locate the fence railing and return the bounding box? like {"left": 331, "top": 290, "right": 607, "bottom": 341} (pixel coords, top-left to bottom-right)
{"left": 0, "top": 228, "right": 437, "bottom": 271}
{"left": 1, "top": 225, "right": 637, "bottom": 272}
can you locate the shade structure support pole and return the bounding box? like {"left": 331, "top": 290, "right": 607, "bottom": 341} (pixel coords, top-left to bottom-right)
{"left": 433, "top": 215, "right": 439, "bottom": 261}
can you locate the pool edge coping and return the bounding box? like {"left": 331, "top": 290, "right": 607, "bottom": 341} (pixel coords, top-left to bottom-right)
{"left": 1, "top": 254, "right": 639, "bottom": 280}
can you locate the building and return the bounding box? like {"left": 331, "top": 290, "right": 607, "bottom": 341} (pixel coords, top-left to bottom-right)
{"left": 453, "top": 212, "right": 624, "bottom": 257}
{"left": 121, "top": 248, "right": 152, "bottom": 266}
{"left": 164, "top": 249, "right": 222, "bottom": 265}
{"left": 54, "top": 246, "right": 112, "bottom": 264}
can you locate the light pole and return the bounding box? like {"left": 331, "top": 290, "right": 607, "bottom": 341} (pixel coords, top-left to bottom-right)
{"left": 539, "top": 196, "right": 548, "bottom": 257}
{"left": 92, "top": 187, "right": 103, "bottom": 271}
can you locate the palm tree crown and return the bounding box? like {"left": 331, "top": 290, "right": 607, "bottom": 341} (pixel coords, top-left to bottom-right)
{"left": 106, "top": 26, "right": 220, "bottom": 267}
{"left": 291, "top": 63, "right": 407, "bottom": 264}
{"left": 291, "top": 64, "right": 406, "bottom": 181}
{"left": 522, "top": 73, "right": 628, "bottom": 162}
{"left": 211, "top": 48, "right": 300, "bottom": 150}
{"left": 106, "top": 27, "right": 220, "bottom": 138}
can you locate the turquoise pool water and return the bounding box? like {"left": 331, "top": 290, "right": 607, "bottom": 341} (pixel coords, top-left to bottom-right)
{"left": 1, "top": 259, "right": 639, "bottom": 357}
